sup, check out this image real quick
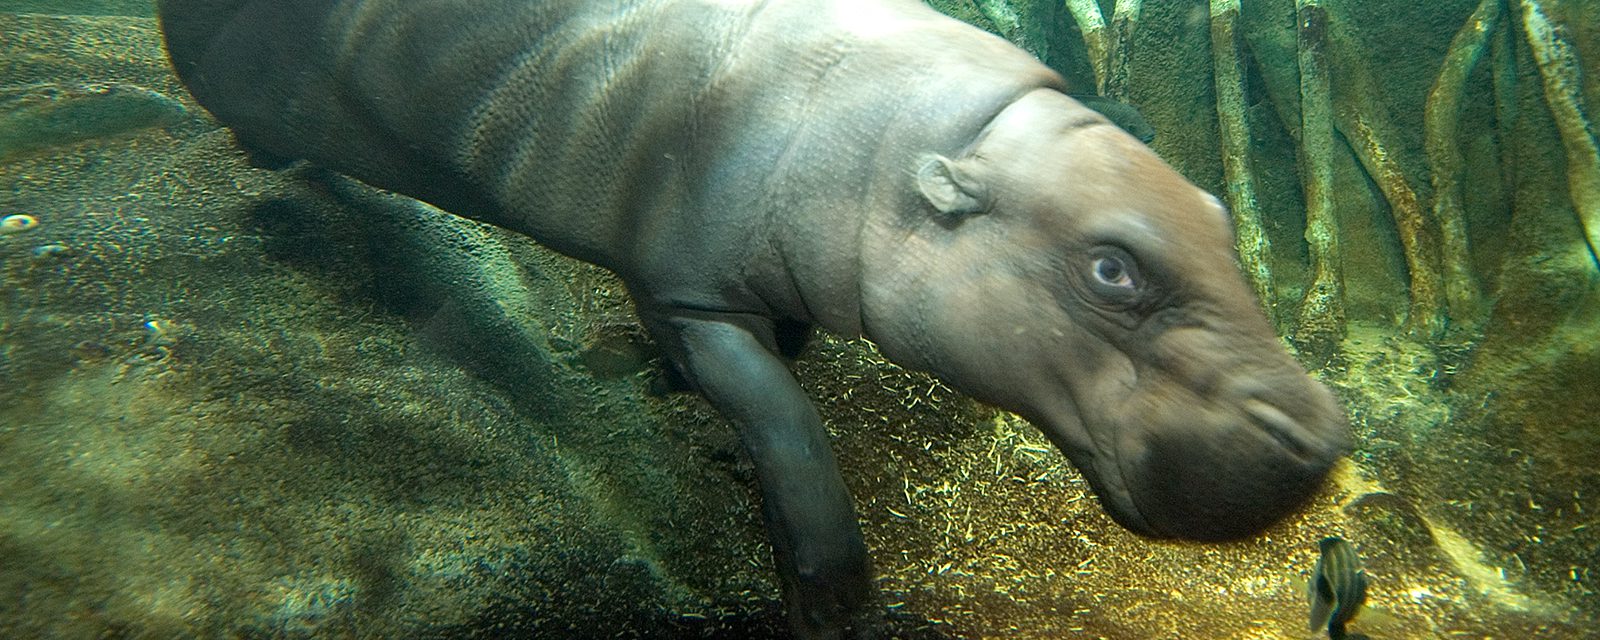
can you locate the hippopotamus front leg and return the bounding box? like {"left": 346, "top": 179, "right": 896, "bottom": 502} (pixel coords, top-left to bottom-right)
{"left": 650, "top": 311, "right": 873, "bottom": 638}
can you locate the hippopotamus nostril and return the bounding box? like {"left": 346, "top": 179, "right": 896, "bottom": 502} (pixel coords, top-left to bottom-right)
{"left": 1241, "top": 397, "right": 1317, "bottom": 462}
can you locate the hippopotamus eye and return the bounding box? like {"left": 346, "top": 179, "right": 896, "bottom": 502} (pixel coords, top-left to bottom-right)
{"left": 1085, "top": 247, "right": 1142, "bottom": 306}
{"left": 1093, "top": 256, "right": 1133, "bottom": 288}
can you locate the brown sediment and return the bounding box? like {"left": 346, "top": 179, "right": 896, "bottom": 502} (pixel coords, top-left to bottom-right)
{"left": 1293, "top": 0, "right": 1346, "bottom": 356}
{"left": 1424, "top": 0, "right": 1502, "bottom": 331}
{"left": 1207, "top": 0, "right": 1277, "bottom": 322}
{"left": 1519, "top": 0, "right": 1600, "bottom": 271}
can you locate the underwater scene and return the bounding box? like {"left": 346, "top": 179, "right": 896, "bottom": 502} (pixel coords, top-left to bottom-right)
{"left": 1, "top": 0, "right": 1596, "bottom": 638}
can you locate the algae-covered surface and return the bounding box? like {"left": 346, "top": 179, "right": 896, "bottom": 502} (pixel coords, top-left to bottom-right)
{"left": 3, "top": 4, "right": 1597, "bottom": 640}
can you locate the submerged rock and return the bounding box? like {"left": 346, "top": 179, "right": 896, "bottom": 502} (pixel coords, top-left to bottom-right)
{"left": 0, "top": 81, "right": 186, "bottom": 161}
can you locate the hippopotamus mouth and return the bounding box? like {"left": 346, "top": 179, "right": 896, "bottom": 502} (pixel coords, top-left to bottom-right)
{"left": 1039, "top": 350, "right": 1350, "bottom": 541}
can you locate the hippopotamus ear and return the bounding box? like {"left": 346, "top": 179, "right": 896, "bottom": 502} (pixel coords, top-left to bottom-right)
{"left": 916, "top": 154, "right": 990, "bottom": 217}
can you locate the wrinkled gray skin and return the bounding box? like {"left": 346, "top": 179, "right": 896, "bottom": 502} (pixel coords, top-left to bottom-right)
{"left": 159, "top": 0, "right": 1351, "bottom": 636}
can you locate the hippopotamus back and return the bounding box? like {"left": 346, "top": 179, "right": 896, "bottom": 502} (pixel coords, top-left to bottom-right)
{"left": 163, "top": 0, "right": 1054, "bottom": 301}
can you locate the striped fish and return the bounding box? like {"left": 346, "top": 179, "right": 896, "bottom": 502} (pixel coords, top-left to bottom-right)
{"left": 1308, "top": 536, "right": 1369, "bottom": 640}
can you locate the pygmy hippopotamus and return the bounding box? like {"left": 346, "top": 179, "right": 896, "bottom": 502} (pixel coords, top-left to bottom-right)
{"left": 157, "top": 0, "right": 1351, "bottom": 636}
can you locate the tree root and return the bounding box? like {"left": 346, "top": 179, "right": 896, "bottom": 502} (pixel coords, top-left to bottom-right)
{"left": 1336, "top": 105, "right": 1444, "bottom": 337}
{"left": 1519, "top": 0, "right": 1600, "bottom": 272}
{"left": 1293, "top": 0, "right": 1346, "bottom": 358}
{"left": 974, "top": 0, "right": 1048, "bottom": 63}
{"left": 1105, "top": 0, "right": 1142, "bottom": 100}
{"left": 1307, "top": 5, "right": 1449, "bottom": 339}
{"left": 1424, "top": 0, "right": 1502, "bottom": 332}
{"left": 1063, "top": 0, "right": 1109, "bottom": 93}
{"left": 1208, "top": 0, "right": 1277, "bottom": 321}
{"left": 1296, "top": 3, "right": 1453, "bottom": 339}
{"left": 1063, "top": 0, "right": 1141, "bottom": 99}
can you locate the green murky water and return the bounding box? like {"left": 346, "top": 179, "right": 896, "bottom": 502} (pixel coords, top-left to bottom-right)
{"left": 1, "top": 1, "right": 1595, "bottom": 638}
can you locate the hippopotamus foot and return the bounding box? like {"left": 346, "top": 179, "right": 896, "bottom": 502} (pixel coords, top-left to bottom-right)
{"left": 650, "top": 311, "right": 873, "bottom": 639}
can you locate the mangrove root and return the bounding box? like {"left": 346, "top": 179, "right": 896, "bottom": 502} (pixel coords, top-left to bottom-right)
{"left": 1424, "top": 0, "right": 1501, "bottom": 331}
{"left": 1063, "top": 0, "right": 1109, "bottom": 93}
{"left": 1064, "top": 0, "right": 1141, "bottom": 99}
{"left": 974, "top": 0, "right": 1048, "bottom": 63}
{"left": 1105, "top": 0, "right": 1142, "bottom": 100}
{"left": 1520, "top": 0, "right": 1600, "bottom": 271}
{"left": 1319, "top": 9, "right": 1448, "bottom": 338}
{"left": 1208, "top": 0, "right": 1277, "bottom": 320}
{"left": 1293, "top": 0, "right": 1346, "bottom": 357}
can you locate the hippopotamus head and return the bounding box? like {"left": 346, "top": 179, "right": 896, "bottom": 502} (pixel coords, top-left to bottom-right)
{"left": 863, "top": 89, "right": 1350, "bottom": 540}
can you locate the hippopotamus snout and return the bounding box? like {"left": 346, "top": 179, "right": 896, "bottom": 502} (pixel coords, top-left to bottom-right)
{"left": 1023, "top": 302, "right": 1351, "bottom": 540}
{"left": 1105, "top": 363, "right": 1350, "bottom": 540}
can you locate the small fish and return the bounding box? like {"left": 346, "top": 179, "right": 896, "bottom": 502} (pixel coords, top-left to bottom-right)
{"left": 1307, "top": 536, "right": 1369, "bottom": 640}
{"left": 1071, "top": 95, "right": 1158, "bottom": 143}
